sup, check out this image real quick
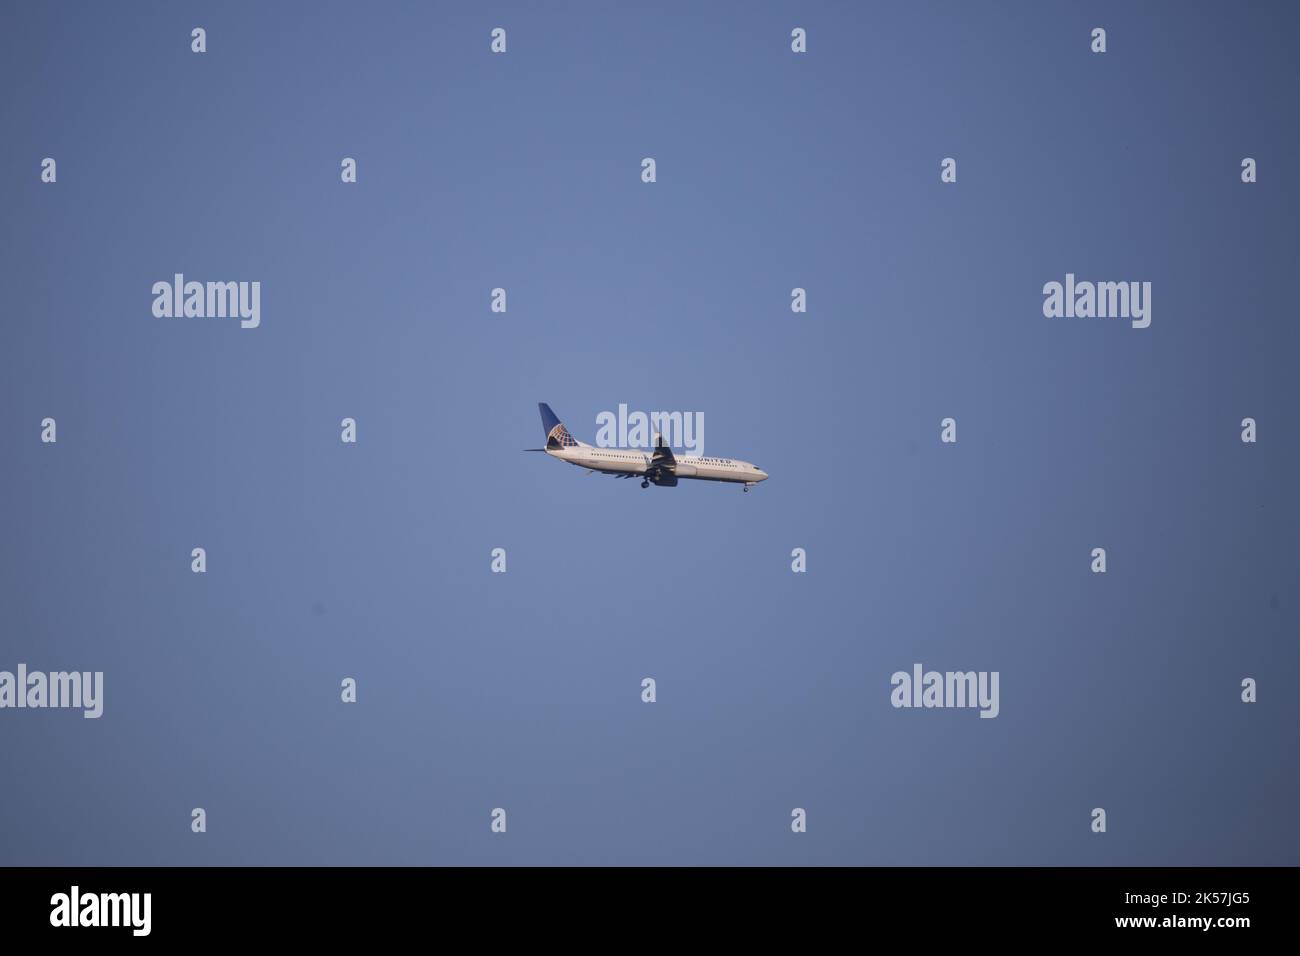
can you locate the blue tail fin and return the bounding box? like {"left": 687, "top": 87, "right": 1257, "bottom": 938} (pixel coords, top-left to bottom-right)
{"left": 539, "top": 403, "right": 579, "bottom": 448}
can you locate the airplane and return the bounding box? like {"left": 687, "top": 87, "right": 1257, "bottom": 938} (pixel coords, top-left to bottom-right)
{"left": 526, "top": 403, "right": 769, "bottom": 492}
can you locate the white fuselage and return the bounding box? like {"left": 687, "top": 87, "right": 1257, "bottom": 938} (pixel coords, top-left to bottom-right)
{"left": 547, "top": 443, "right": 768, "bottom": 485}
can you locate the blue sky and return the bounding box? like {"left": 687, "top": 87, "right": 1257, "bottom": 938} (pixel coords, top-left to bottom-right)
{"left": 1, "top": 1, "right": 1297, "bottom": 865}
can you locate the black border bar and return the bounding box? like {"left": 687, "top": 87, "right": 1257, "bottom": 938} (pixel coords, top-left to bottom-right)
{"left": 0, "top": 866, "right": 1285, "bottom": 941}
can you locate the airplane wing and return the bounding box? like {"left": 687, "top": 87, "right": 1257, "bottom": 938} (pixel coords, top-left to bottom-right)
{"left": 651, "top": 440, "right": 675, "bottom": 470}
{"left": 647, "top": 433, "right": 678, "bottom": 485}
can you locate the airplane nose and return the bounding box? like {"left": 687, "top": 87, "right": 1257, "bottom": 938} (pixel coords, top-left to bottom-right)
{"left": 756, "top": 469, "right": 768, "bottom": 481}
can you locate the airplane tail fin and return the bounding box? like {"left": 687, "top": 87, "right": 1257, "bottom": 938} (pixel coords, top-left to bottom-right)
{"left": 539, "top": 403, "right": 579, "bottom": 448}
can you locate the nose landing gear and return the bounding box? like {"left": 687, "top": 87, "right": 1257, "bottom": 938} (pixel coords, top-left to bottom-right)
{"left": 641, "top": 480, "right": 649, "bottom": 489}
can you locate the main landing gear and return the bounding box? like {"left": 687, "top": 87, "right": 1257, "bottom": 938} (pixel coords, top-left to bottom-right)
{"left": 641, "top": 480, "right": 649, "bottom": 489}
